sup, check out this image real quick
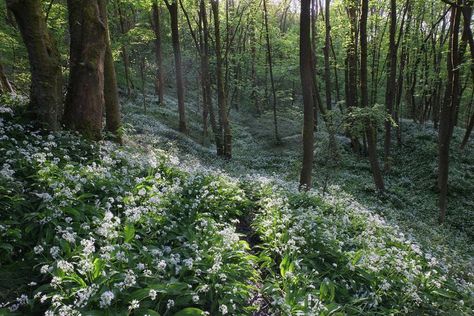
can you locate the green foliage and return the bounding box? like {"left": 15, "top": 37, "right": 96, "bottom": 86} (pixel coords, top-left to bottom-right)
{"left": 343, "top": 104, "right": 397, "bottom": 138}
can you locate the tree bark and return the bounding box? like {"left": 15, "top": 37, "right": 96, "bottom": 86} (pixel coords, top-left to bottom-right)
{"left": 346, "top": 0, "right": 360, "bottom": 154}
{"left": 0, "top": 61, "right": 14, "bottom": 94}
{"left": 152, "top": 1, "right": 165, "bottom": 105}
{"left": 64, "top": 0, "right": 106, "bottom": 140}
{"left": 211, "top": 0, "right": 232, "bottom": 158}
{"left": 323, "top": 0, "right": 332, "bottom": 112}
{"left": 263, "top": 0, "right": 280, "bottom": 144}
{"left": 7, "top": 0, "right": 62, "bottom": 130}
{"left": 461, "top": 112, "right": 474, "bottom": 150}
{"left": 99, "top": 0, "right": 122, "bottom": 143}
{"left": 164, "top": 0, "right": 187, "bottom": 134}
{"left": 438, "top": 0, "right": 462, "bottom": 224}
{"left": 311, "top": 0, "right": 319, "bottom": 131}
{"left": 383, "top": 0, "right": 397, "bottom": 171}
{"left": 361, "top": 0, "right": 385, "bottom": 191}
{"left": 300, "top": 0, "right": 315, "bottom": 190}
{"left": 115, "top": 1, "right": 133, "bottom": 97}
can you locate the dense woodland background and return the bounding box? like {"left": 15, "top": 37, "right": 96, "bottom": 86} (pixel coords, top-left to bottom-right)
{"left": 0, "top": 0, "right": 473, "bottom": 315}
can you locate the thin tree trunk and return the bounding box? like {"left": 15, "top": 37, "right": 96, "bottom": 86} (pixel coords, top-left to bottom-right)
{"left": 300, "top": 0, "right": 315, "bottom": 190}
{"left": 199, "top": 0, "right": 218, "bottom": 147}
{"left": 64, "top": 0, "right": 106, "bottom": 140}
{"left": 0, "top": 61, "right": 14, "bottom": 94}
{"left": 211, "top": 0, "right": 232, "bottom": 158}
{"left": 7, "top": 0, "right": 62, "bottom": 130}
{"left": 152, "top": 1, "right": 165, "bottom": 105}
{"left": 323, "top": 0, "right": 332, "bottom": 112}
{"left": 263, "top": 0, "right": 280, "bottom": 143}
{"left": 438, "top": 0, "right": 462, "bottom": 224}
{"left": 346, "top": 0, "right": 360, "bottom": 154}
{"left": 116, "top": 1, "right": 132, "bottom": 97}
{"left": 361, "top": 0, "right": 385, "bottom": 191}
{"left": 250, "top": 19, "right": 261, "bottom": 115}
{"left": 319, "top": 0, "right": 339, "bottom": 158}
{"left": 311, "top": 0, "right": 320, "bottom": 131}
{"left": 330, "top": 36, "right": 340, "bottom": 105}
{"left": 461, "top": 112, "right": 474, "bottom": 150}
{"left": 139, "top": 56, "right": 146, "bottom": 113}
{"left": 99, "top": 0, "right": 122, "bottom": 143}
{"left": 164, "top": 0, "right": 187, "bottom": 134}
{"left": 383, "top": 0, "right": 397, "bottom": 171}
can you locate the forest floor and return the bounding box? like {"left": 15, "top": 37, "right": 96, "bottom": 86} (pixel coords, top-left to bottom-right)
{"left": 0, "top": 95, "right": 473, "bottom": 315}
{"left": 125, "top": 93, "right": 474, "bottom": 275}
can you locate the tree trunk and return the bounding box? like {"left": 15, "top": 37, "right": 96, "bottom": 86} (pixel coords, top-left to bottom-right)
{"left": 152, "top": 1, "right": 165, "bottom": 105}
{"left": 361, "top": 0, "right": 385, "bottom": 191}
{"left": 346, "top": 0, "right": 360, "bottom": 154}
{"left": 311, "top": 0, "right": 318, "bottom": 131}
{"left": 250, "top": 19, "right": 261, "bottom": 115}
{"left": 323, "top": 0, "right": 332, "bottom": 112}
{"left": 438, "top": 0, "right": 462, "bottom": 224}
{"left": 263, "top": 0, "right": 280, "bottom": 144}
{"left": 99, "top": 0, "right": 122, "bottom": 143}
{"left": 211, "top": 0, "right": 232, "bottom": 158}
{"left": 461, "top": 112, "right": 474, "bottom": 150}
{"left": 116, "top": 1, "right": 133, "bottom": 97}
{"left": 383, "top": 0, "right": 397, "bottom": 171}
{"left": 299, "top": 0, "right": 315, "bottom": 190}
{"left": 165, "top": 0, "right": 187, "bottom": 134}
{"left": 0, "top": 61, "right": 14, "bottom": 94}
{"left": 7, "top": 0, "right": 62, "bottom": 130}
{"left": 64, "top": 0, "right": 106, "bottom": 140}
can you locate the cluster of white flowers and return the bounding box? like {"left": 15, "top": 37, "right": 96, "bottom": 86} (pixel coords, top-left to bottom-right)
{"left": 0, "top": 103, "right": 472, "bottom": 315}
{"left": 99, "top": 291, "right": 114, "bottom": 308}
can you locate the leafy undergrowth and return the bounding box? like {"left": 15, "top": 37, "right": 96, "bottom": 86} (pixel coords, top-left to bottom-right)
{"left": 0, "top": 101, "right": 473, "bottom": 315}
{"left": 124, "top": 96, "right": 474, "bottom": 279}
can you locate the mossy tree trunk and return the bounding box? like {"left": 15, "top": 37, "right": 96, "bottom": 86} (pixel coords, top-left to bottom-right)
{"left": 64, "top": 0, "right": 106, "bottom": 140}
{"left": 99, "top": 0, "right": 122, "bottom": 143}
{"left": 7, "top": 0, "right": 63, "bottom": 130}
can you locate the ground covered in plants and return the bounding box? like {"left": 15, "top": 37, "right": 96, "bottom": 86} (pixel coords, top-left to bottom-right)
{"left": 0, "top": 98, "right": 473, "bottom": 315}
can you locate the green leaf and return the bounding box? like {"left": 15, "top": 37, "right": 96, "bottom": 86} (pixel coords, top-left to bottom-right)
{"left": 279, "top": 255, "right": 289, "bottom": 277}
{"left": 93, "top": 258, "right": 104, "bottom": 280}
{"left": 124, "top": 223, "right": 135, "bottom": 243}
{"left": 173, "top": 308, "right": 206, "bottom": 316}
{"left": 320, "top": 279, "right": 336, "bottom": 302}
{"left": 129, "top": 288, "right": 151, "bottom": 301}
{"left": 136, "top": 309, "right": 161, "bottom": 316}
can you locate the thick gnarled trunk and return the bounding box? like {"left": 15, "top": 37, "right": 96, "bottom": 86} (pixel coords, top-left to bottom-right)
{"left": 64, "top": 0, "right": 106, "bottom": 140}
{"left": 7, "top": 0, "right": 63, "bottom": 130}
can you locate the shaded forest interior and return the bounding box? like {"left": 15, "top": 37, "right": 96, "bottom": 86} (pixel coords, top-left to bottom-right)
{"left": 0, "top": 0, "right": 473, "bottom": 315}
